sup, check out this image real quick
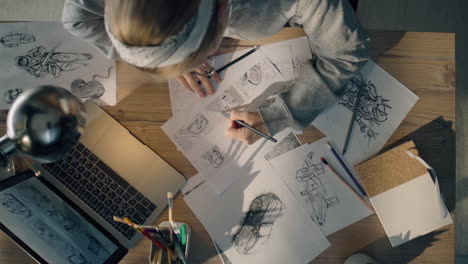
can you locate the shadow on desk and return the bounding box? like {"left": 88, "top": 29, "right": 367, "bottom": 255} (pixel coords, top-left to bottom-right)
{"left": 381, "top": 116, "right": 456, "bottom": 211}
{"left": 362, "top": 229, "right": 448, "bottom": 264}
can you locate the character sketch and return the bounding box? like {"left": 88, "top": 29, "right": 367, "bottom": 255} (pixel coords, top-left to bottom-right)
{"left": 47, "top": 206, "right": 78, "bottom": 232}
{"left": 239, "top": 64, "right": 262, "bottom": 86}
{"left": 201, "top": 146, "right": 224, "bottom": 168}
{"left": 175, "top": 113, "right": 209, "bottom": 139}
{"left": 32, "top": 219, "right": 64, "bottom": 246}
{"left": 1, "top": 32, "right": 35, "bottom": 48}
{"left": 71, "top": 67, "right": 112, "bottom": 99}
{"left": 3, "top": 88, "right": 23, "bottom": 104}
{"left": 15, "top": 43, "right": 93, "bottom": 79}
{"left": 65, "top": 245, "right": 88, "bottom": 264}
{"left": 264, "top": 132, "right": 301, "bottom": 161}
{"left": 0, "top": 193, "right": 32, "bottom": 218}
{"left": 206, "top": 88, "right": 245, "bottom": 112}
{"left": 17, "top": 183, "right": 51, "bottom": 209}
{"left": 232, "top": 193, "right": 284, "bottom": 255}
{"left": 85, "top": 232, "right": 110, "bottom": 257}
{"left": 338, "top": 73, "right": 392, "bottom": 142}
{"left": 296, "top": 152, "right": 339, "bottom": 226}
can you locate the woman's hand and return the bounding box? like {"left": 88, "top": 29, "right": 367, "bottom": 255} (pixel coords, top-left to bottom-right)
{"left": 225, "top": 110, "right": 269, "bottom": 145}
{"left": 175, "top": 60, "right": 222, "bottom": 98}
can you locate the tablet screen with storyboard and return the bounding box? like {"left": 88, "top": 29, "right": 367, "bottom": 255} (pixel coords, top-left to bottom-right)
{"left": 0, "top": 170, "right": 127, "bottom": 263}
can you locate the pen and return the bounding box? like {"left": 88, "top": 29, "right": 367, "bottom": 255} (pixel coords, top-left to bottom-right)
{"left": 326, "top": 142, "right": 367, "bottom": 197}
{"left": 342, "top": 83, "right": 365, "bottom": 155}
{"left": 221, "top": 112, "right": 277, "bottom": 143}
{"left": 321, "top": 157, "right": 374, "bottom": 213}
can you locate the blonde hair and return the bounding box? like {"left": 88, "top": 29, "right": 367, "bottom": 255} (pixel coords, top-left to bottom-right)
{"left": 105, "top": 0, "right": 219, "bottom": 77}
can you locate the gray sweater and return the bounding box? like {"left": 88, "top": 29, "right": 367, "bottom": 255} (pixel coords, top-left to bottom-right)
{"left": 62, "top": 0, "right": 370, "bottom": 136}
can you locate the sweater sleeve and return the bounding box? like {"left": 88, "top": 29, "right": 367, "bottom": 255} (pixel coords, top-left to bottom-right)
{"left": 61, "top": 0, "right": 116, "bottom": 58}
{"left": 259, "top": 0, "right": 370, "bottom": 135}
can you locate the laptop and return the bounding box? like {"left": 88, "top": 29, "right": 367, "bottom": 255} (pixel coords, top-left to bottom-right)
{"left": 0, "top": 100, "right": 186, "bottom": 262}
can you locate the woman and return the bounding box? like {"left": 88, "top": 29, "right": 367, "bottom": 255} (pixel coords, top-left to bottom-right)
{"left": 62, "top": 0, "right": 369, "bottom": 145}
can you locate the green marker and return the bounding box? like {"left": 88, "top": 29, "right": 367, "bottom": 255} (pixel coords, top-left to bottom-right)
{"left": 180, "top": 224, "right": 187, "bottom": 248}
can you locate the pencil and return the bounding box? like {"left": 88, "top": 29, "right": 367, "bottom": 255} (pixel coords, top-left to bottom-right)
{"left": 167, "top": 192, "right": 174, "bottom": 243}
{"left": 342, "top": 83, "right": 365, "bottom": 155}
{"left": 326, "top": 142, "right": 367, "bottom": 197}
{"left": 221, "top": 112, "right": 277, "bottom": 143}
{"left": 113, "top": 216, "right": 167, "bottom": 251}
{"left": 321, "top": 158, "right": 374, "bottom": 213}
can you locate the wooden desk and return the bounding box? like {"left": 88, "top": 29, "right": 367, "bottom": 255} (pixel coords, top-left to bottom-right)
{"left": 0, "top": 29, "right": 455, "bottom": 263}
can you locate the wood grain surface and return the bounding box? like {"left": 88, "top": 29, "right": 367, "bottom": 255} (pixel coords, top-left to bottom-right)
{"left": 0, "top": 28, "right": 455, "bottom": 264}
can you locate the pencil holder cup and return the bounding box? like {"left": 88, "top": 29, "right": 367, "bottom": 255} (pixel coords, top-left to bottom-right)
{"left": 149, "top": 221, "right": 191, "bottom": 264}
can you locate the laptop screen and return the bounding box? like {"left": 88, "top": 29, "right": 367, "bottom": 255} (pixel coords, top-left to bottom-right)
{"left": 0, "top": 170, "right": 127, "bottom": 264}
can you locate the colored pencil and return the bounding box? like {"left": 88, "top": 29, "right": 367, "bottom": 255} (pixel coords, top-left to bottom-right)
{"left": 321, "top": 158, "right": 374, "bottom": 213}
{"left": 326, "top": 142, "right": 367, "bottom": 197}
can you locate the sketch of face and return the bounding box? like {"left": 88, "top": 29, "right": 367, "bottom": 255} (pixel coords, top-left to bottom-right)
{"left": 188, "top": 116, "right": 208, "bottom": 134}
{"left": 202, "top": 146, "right": 224, "bottom": 168}
{"left": 239, "top": 64, "right": 263, "bottom": 86}
{"left": 15, "top": 56, "right": 30, "bottom": 67}
{"left": 232, "top": 193, "right": 283, "bottom": 255}
{"left": 3, "top": 88, "right": 23, "bottom": 104}
{"left": 33, "top": 222, "right": 62, "bottom": 243}
{"left": 1, "top": 193, "right": 32, "bottom": 218}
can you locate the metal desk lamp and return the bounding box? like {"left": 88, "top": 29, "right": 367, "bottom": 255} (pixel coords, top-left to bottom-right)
{"left": 0, "top": 85, "right": 86, "bottom": 168}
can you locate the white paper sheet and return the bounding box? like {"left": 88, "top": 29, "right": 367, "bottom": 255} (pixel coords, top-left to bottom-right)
{"left": 0, "top": 22, "right": 116, "bottom": 109}
{"left": 0, "top": 0, "right": 64, "bottom": 21}
{"left": 270, "top": 138, "right": 373, "bottom": 235}
{"left": 370, "top": 173, "right": 452, "bottom": 247}
{"left": 312, "top": 60, "right": 419, "bottom": 165}
{"left": 168, "top": 36, "right": 311, "bottom": 115}
{"left": 162, "top": 107, "right": 296, "bottom": 194}
{"left": 183, "top": 169, "right": 330, "bottom": 264}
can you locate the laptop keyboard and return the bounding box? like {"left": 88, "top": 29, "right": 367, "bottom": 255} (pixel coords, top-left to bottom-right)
{"left": 41, "top": 142, "right": 157, "bottom": 240}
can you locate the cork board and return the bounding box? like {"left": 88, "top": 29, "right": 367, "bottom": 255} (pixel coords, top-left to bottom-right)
{"left": 355, "top": 141, "right": 428, "bottom": 198}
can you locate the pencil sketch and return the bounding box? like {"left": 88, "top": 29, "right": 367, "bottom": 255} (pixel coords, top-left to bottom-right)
{"left": 47, "top": 206, "right": 78, "bottom": 233}
{"left": 201, "top": 146, "right": 224, "bottom": 168}
{"left": 175, "top": 113, "right": 209, "bottom": 139}
{"left": 85, "top": 232, "right": 110, "bottom": 257}
{"left": 0, "top": 193, "right": 32, "bottom": 218}
{"left": 265, "top": 132, "right": 301, "bottom": 161}
{"left": 239, "top": 64, "right": 262, "bottom": 86}
{"left": 296, "top": 152, "right": 339, "bottom": 226}
{"left": 1, "top": 32, "right": 35, "bottom": 47}
{"left": 232, "top": 193, "right": 284, "bottom": 255}
{"left": 15, "top": 44, "right": 93, "bottom": 79}
{"left": 206, "top": 88, "right": 245, "bottom": 111}
{"left": 32, "top": 219, "right": 64, "bottom": 247}
{"left": 3, "top": 88, "right": 23, "bottom": 104}
{"left": 71, "top": 66, "right": 112, "bottom": 99}
{"left": 17, "top": 183, "right": 51, "bottom": 209}
{"left": 339, "top": 73, "right": 392, "bottom": 142}
{"left": 65, "top": 245, "right": 88, "bottom": 264}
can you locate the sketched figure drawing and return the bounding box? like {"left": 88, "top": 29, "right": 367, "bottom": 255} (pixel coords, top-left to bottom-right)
{"left": 1, "top": 193, "right": 32, "bottom": 218}
{"left": 48, "top": 207, "right": 78, "bottom": 232}
{"left": 264, "top": 132, "right": 301, "bottom": 161}
{"left": 206, "top": 88, "right": 245, "bottom": 112}
{"left": 201, "top": 146, "right": 224, "bottom": 168}
{"left": 339, "top": 73, "right": 392, "bottom": 142}
{"left": 239, "top": 64, "right": 262, "bottom": 86}
{"left": 71, "top": 66, "right": 112, "bottom": 99}
{"left": 232, "top": 193, "right": 284, "bottom": 255}
{"left": 1, "top": 32, "right": 35, "bottom": 48}
{"left": 3, "top": 88, "right": 23, "bottom": 104}
{"left": 296, "top": 152, "right": 339, "bottom": 226}
{"left": 32, "top": 219, "right": 64, "bottom": 246}
{"left": 175, "top": 113, "right": 209, "bottom": 139}
{"left": 15, "top": 44, "right": 92, "bottom": 79}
